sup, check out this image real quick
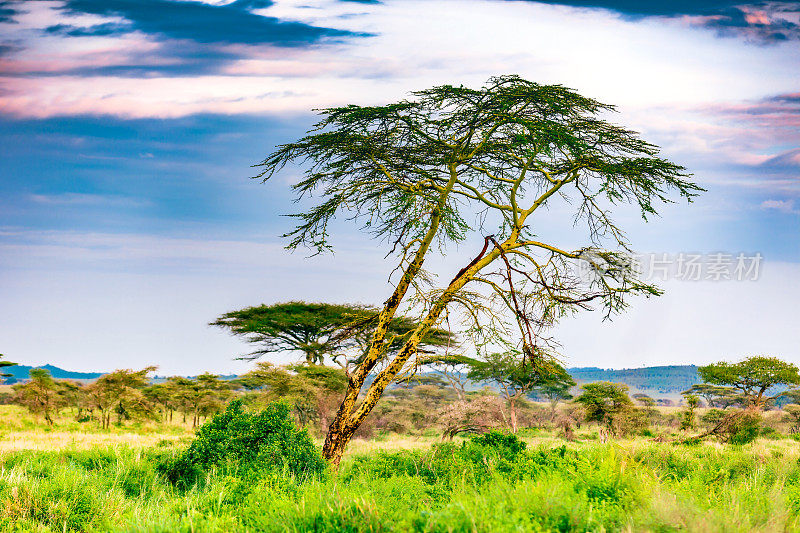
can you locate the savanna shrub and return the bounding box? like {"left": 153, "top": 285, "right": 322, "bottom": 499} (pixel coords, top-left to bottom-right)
{"left": 728, "top": 412, "right": 762, "bottom": 445}
{"left": 159, "top": 399, "right": 326, "bottom": 487}
{"left": 470, "top": 430, "right": 527, "bottom": 455}
{"left": 701, "top": 408, "right": 726, "bottom": 429}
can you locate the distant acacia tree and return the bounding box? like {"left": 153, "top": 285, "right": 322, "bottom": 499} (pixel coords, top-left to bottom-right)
{"left": 256, "top": 75, "right": 700, "bottom": 464}
{"left": 0, "top": 353, "right": 17, "bottom": 383}
{"left": 86, "top": 367, "right": 157, "bottom": 429}
{"left": 13, "top": 369, "right": 66, "bottom": 425}
{"left": 698, "top": 356, "right": 800, "bottom": 409}
{"left": 531, "top": 368, "right": 576, "bottom": 419}
{"left": 144, "top": 381, "right": 180, "bottom": 423}
{"left": 422, "top": 354, "right": 479, "bottom": 401}
{"left": 168, "top": 373, "right": 233, "bottom": 428}
{"left": 467, "top": 350, "right": 573, "bottom": 433}
{"left": 575, "top": 381, "right": 635, "bottom": 436}
{"left": 682, "top": 384, "right": 745, "bottom": 409}
{"left": 213, "top": 301, "right": 454, "bottom": 368}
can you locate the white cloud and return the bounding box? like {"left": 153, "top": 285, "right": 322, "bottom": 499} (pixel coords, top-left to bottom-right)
{"left": 760, "top": 199, "right": 798, "bottom": 213}
{"left": 1, "top": 0, "right": 798, "bottom": 118}
{"left": 28, "top": 193, "right": 151, "bottom": 208}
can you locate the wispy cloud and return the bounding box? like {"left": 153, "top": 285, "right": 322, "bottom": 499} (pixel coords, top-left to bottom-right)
{"left": 28, "top": 192, "right": 151, "bottom": 208}
{"left": 760, "top": 198, "right": 799, "bottom": 213}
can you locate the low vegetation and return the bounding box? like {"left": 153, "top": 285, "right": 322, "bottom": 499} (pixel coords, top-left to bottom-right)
{"left": 2, "top": 401, "right": 800, "bottom": 532}
{"left": 3, "top": 351, "right": 800, "bottom": 530}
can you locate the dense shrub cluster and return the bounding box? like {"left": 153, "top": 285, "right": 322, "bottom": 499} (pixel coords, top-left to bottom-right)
{"left": 159, "top": 399, "right": 326, "bottom": 487}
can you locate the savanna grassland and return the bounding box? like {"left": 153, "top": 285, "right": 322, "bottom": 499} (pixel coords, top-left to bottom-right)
{"left": 2, "top": 402, "right": 800, "bottom": 533}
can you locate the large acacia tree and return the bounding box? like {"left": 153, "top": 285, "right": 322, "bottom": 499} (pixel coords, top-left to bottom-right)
{"left": 256, "top": 75, "right": 701, "bottom": 464}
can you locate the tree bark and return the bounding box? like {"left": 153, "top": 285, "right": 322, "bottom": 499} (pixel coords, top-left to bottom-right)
{"left": 509, "top": 398, "right": 518, "bottom": 434}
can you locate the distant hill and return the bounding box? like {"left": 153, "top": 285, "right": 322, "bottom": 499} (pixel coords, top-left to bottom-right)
{"left": 2, "top": 364, "right": 103, "bottom": 384}
{"left": 1, "top": 365, "right": 237, "bottom": 385}
{"left": 567, "top": 365, "right": 699, "bottom": 395}
{"left": 2, "top": 363, "right": 701, "bottom": 397}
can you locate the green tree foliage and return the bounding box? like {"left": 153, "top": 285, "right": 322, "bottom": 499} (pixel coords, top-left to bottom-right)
{"left": 236, "top": 363, "right": 347, "bottom": 428}
{"left": 144, "top": 382, "right": 179, "bottom": 423}
{"left": 680, "top": 394, "right": 700, "bottom": 431}
{"left": 682, "top": 383, "right": 745, "bottom": 409}
{"left": 698, "top": 356, "right": 800, "bottom": 409}
{"left": 467, "top": 351, "right": 573, "bottom": 433}
{"left": 255, "top": 75, "right": 701, "bottom": 463}
{"left": 213, "top": 301, "right": 455, "bottom": 367}
{"left": 0, "top": 353, "right": 17, "bottom": 383}
{"left": 212, "top": 302, "right": 370, "bottom": 365}
{"left": 168, "top": 374, "right": 233, "bottom": 428}
{"left": 86, "top": 367, "right": 157, "bottom": 429}
{"left": 575, "top": 381, "right": 637, "bottom": 436}
{"left": 161, "top": 399, "right": 326, "bottom": 488}
{"left": 12, "top": 369, "right": 67, "bottom": 425}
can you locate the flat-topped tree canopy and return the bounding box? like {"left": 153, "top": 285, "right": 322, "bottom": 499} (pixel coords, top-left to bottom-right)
{"left": 698, "top": 356, "right": 800, "bottom": 409}
{"left": 0, "top": 353, "right": 17, "bottom": 381}
{"left": 212, "top": 301, "right": 456, "bottom": 368}
{"left": 255, "top": 75, "right": 702, "bottom": 464}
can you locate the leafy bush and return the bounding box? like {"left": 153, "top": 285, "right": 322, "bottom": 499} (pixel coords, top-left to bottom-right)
{"left": 160, "top": 399, "right": 326, "bottom": 487}
{"left": 701, "top": 408, "right": 727, "bottom": 428}
{"left": 470, "top": 430, "right": 527, "bottom": 456}
{"left": 728, "top": 412, "right": 762, "bottom": 445}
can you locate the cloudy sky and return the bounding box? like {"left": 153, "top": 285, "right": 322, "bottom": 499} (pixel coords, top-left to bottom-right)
{"left": 0, "top": 0, "right": 798, "bottom": 374}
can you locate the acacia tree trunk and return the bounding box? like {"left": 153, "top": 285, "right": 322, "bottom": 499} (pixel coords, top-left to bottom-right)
{"left": 320, "top": 161, "right": 534, "bottom": 466}
{"left": 321, "top": 233, "right": 514, "bottom": 465}
{"left": 509, "top": 397, "right": 518, "bottom": 434}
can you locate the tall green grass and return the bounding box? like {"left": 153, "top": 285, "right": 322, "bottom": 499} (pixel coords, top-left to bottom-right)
{"left": 1, "top": 436, "right": 799, "bottom": 532}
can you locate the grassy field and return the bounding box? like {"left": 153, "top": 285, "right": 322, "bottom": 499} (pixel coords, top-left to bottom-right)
{"left": 1, "top": 405, "right": 800, "bottom": 532}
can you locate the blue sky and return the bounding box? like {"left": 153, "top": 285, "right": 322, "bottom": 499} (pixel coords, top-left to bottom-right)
{"left": 0, "top": 0, "right": 798, "bottom": 374}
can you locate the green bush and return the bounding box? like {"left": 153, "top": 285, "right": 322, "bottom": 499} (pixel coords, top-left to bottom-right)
{"left": 159, "top": 399, "right": 327, "bottom": 488}
{"left": 729, "top": 412, "right": 762, "bottom": 445}
{"left": 470, "top": 430, "right": 527, "bottom": 456}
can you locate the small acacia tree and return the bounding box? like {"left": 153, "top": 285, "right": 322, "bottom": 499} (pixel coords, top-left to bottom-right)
{"left": 13, "top": 369, "right": 66, "bottom": 425}
{"left": 256, "top": 75, "right": 700, "bottom": 464}
{"left": 0, "top": 353, "right": 17, "bottom": 383}
{"left": 422, "top": 354, "right": 478, "bottom": 401}
{"left": 698, "top": 356, "right": 800, "bottom": 410}
{"left": 682, "top": 383, "right": 745, "bottom": 409}
{"left": 86, "top": 367, "right": 157, "bottom": 429}
{"left": 467, "top": 350, "right": 572, "bottom": 433}
{"left": 574, "top": 381, "right": 635, "bottom": 435}
{"left": 680, "top": 394, "right": 700, "bottom": 431}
